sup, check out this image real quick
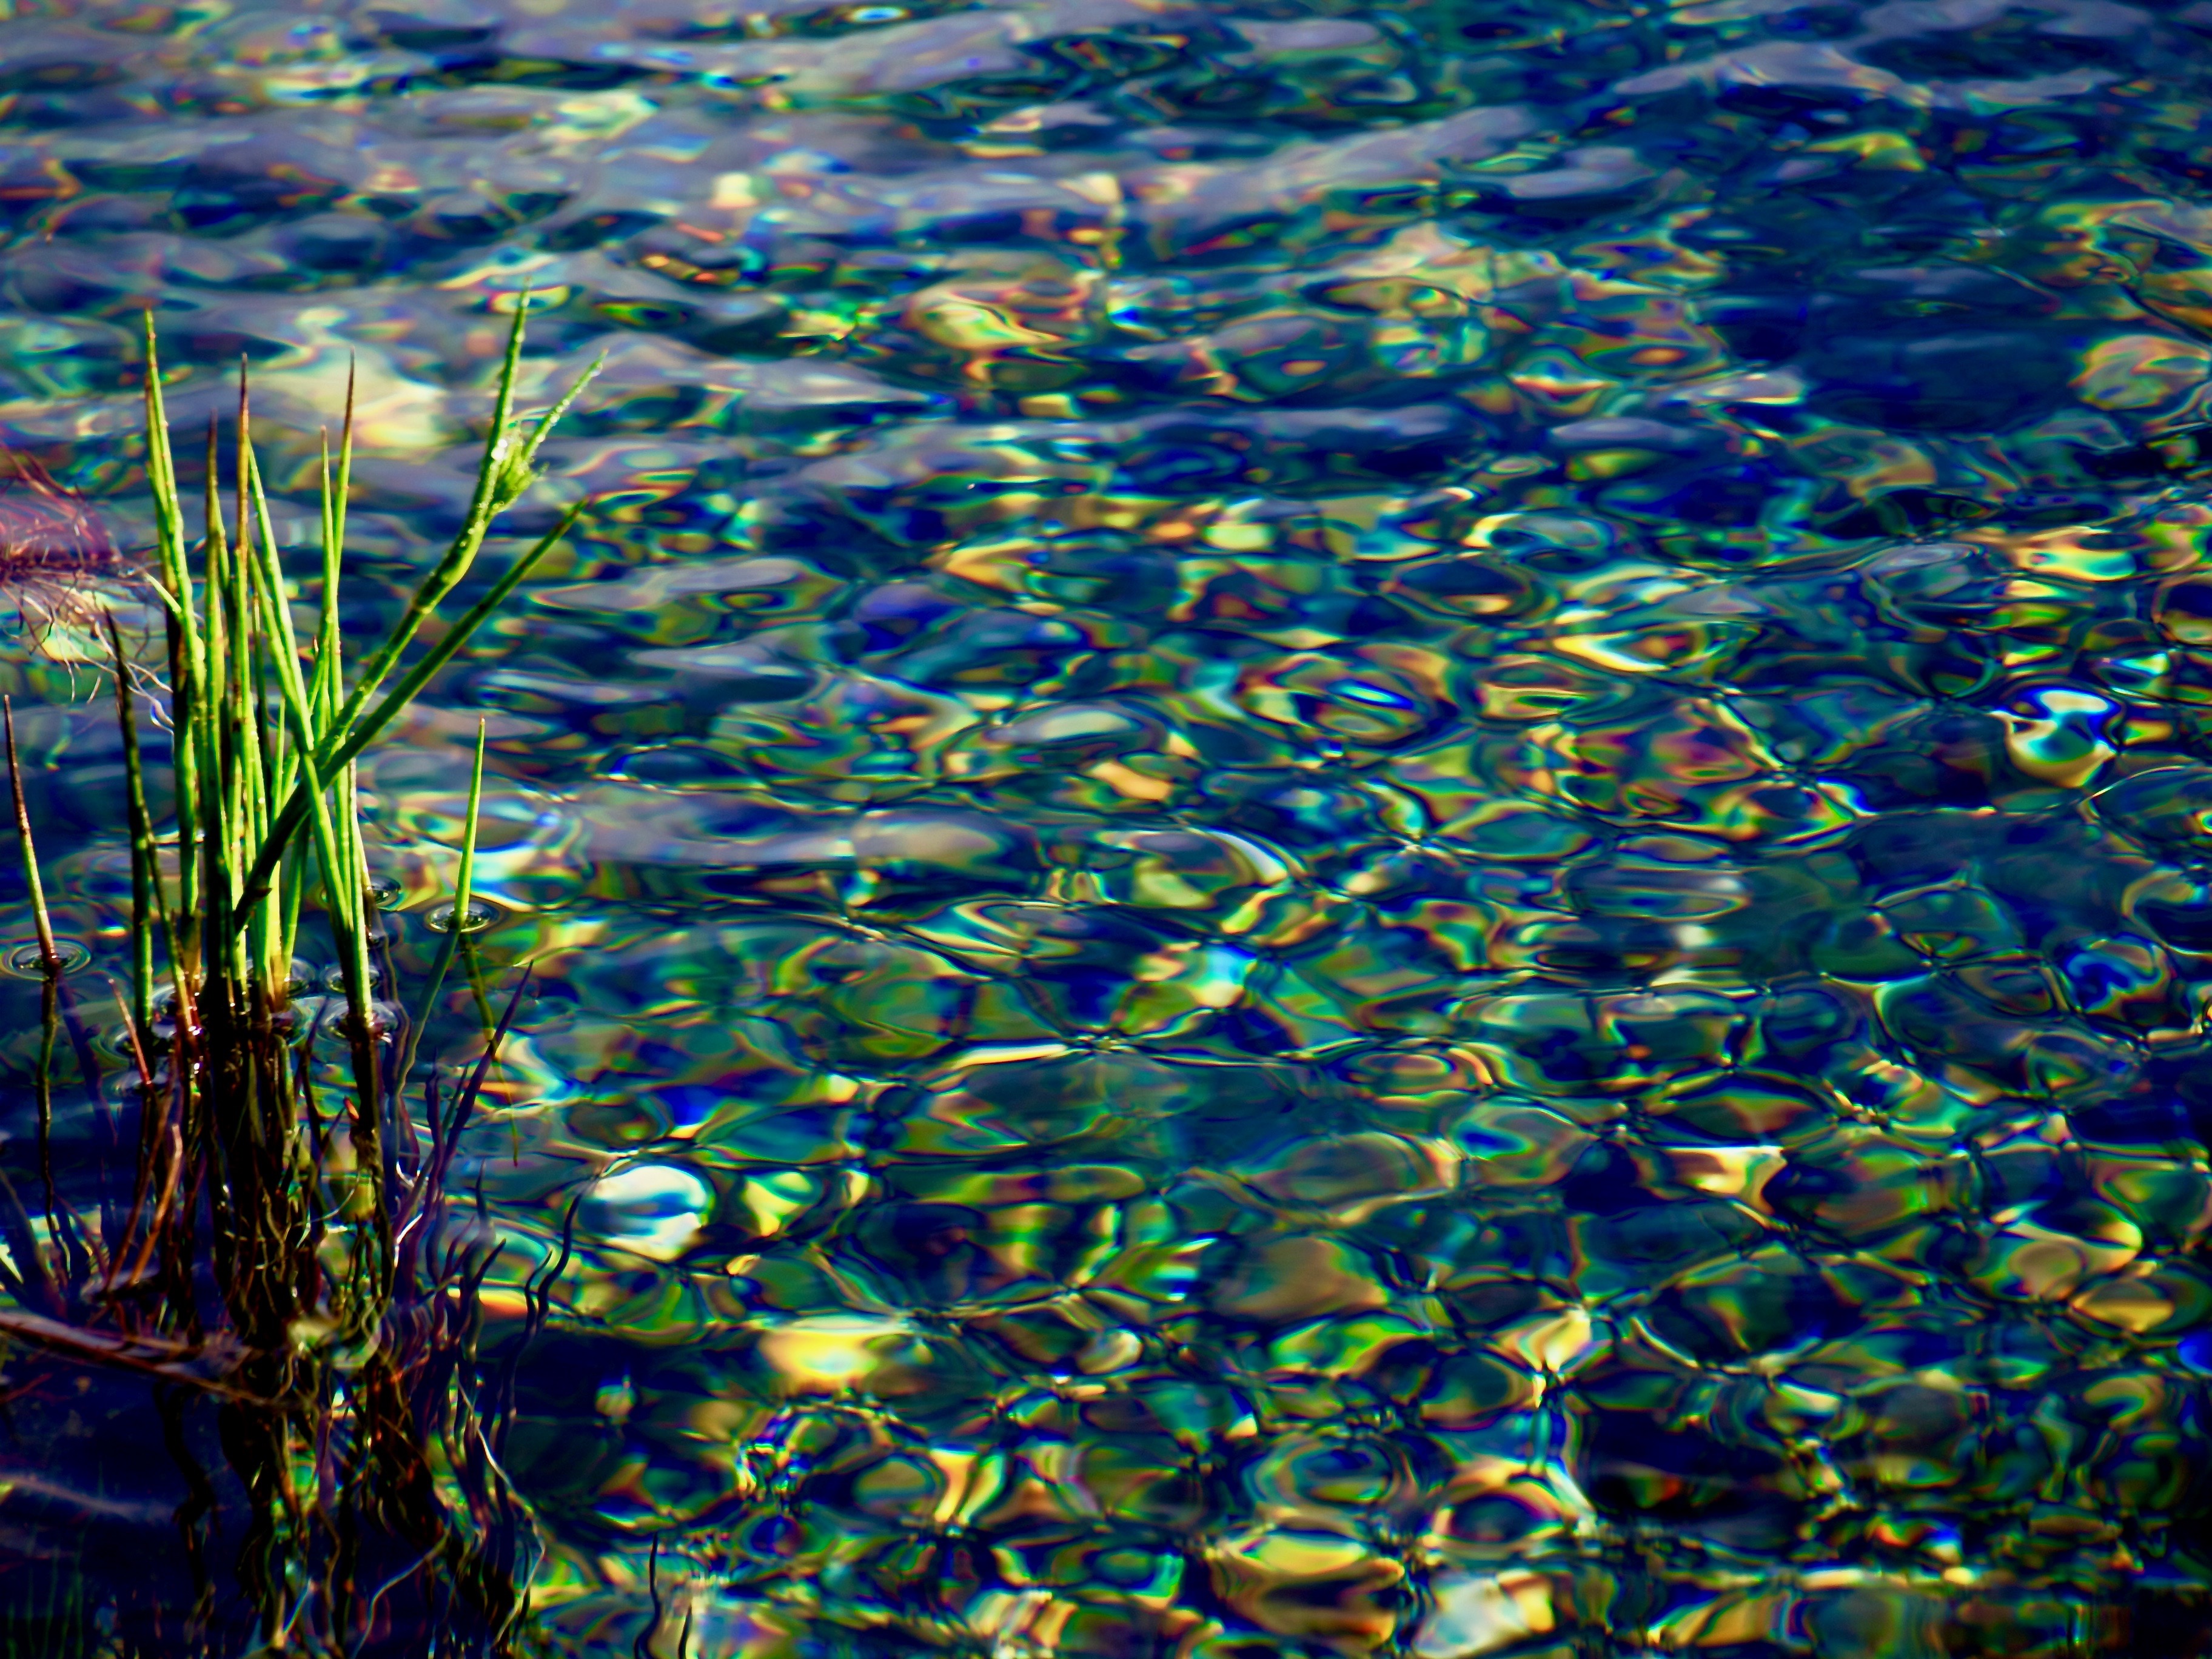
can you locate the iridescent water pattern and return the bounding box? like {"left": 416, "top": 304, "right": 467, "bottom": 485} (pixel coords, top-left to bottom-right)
{"left": 12, "top": 0, "right": 2212, "bottom": 1652}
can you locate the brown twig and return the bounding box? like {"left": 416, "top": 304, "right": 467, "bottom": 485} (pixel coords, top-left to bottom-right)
{"left": 0, "top": 1308, "right": 276, "bottom": 1406}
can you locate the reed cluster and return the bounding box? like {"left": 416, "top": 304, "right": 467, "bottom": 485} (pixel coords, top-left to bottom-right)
{"left": 0, "top": 306, "right": 594, "bottom": 1655}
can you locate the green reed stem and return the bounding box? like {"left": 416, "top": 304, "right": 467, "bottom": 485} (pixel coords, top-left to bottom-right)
{"left": 199, "top": 419, "right": 236, "bottom": 987}
{"left": 230, "top": 305, "right": 599, "bottom": 928}
{"left": 311, "top": 366, "right": 354, "bottom": 736}
{"left": 338, "top": 759, "right": 390, "bottom": 1297}
{"left": 318, "top": 302, "right": 586, "bottom": 746}
{"left": 231, "top": 501, "right": 585, "bottom": 931}
{"left": 101, "top": 615, "right": 161, "bottom": 1038}
{"left": 140, "top": 320, "right": 203, "bottom": 968}
{"left": 230, "top": 426, "right": 392, "bottom": 1296}
{"left": 4, "top": 698, "right": 58, "bottom": 980}
{"left": 397, "top": 722, "right": 490, "bottom": 1102}
{"left": 457, "top": 722, "right": 497, "bottom": 1036}
{"left": 456, "top": 719, "right": 486, "bottom": 933}
{"left": 3, "top": 698, "right": 64, "bottom": 1273}
{"left": 243, "top": 444, "right": 337, "bottom": 954}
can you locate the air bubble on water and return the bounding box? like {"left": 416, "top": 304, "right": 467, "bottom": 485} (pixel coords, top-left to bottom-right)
{"left": 426, "top": 899, "right": 497, "bottom": 934}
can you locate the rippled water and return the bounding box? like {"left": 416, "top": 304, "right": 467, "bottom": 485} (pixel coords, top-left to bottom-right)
{"left": 8, "top": 0, "right": 2212, "bottom": 1653}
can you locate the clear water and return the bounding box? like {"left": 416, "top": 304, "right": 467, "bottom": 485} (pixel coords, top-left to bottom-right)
{"left": 6, "top": 0, "right": 2212, "bottom": 1653}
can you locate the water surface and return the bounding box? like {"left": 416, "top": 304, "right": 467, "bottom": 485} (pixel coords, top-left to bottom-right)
{"left": 5, "top": 0, "right": 2212, "bottom": 1653}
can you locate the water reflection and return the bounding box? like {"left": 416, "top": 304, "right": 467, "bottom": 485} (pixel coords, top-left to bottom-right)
{"left": 8, "top": 0, "right": 2212, "bottom": 1652}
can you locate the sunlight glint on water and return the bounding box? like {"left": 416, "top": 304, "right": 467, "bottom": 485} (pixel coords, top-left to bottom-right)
{"left": 7, "top": 0, "right": 2212, "bottom": 1654}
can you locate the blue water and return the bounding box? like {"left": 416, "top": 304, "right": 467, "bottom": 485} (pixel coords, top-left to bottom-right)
{"left": 7, "top": 0, "right": 2212, "bottom": 1654}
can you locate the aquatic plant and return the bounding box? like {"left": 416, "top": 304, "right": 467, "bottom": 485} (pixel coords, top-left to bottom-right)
{"left": 0, "top": 304, "right": 595, "bottom": 1655}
